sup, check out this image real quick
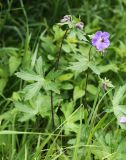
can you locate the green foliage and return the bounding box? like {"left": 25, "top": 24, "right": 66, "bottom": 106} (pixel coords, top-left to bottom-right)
{"left": 1, "top": 0, "right": 126, "bottom": 159}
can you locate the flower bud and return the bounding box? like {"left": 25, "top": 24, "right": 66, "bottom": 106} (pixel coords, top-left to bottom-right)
{"left": 101, "top": 77, "right": 114, "bottom": 91}
{"left": 60, "top": 15, "right": 72, "bottom": 23}
{"left": 75, "top": 22, "right": 84, "bottom": 30}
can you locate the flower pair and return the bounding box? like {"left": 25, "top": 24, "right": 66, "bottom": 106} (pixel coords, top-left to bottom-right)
{"left": 60, "top": 15, "right": 110, "bottom": 52}
{"left": 60, "top": 15, "right": 84, "bottom": 30}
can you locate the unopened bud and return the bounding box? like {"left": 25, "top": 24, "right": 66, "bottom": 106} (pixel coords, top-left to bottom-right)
{"left": 75, "top": 22, "right": 84, "bottom": 30}
{"left": 60, "top": 15, "right": 72, "bottom": 23}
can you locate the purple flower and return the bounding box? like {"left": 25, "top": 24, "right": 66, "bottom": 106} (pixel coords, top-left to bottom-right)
{"left": 60, "top": 15, "right": 72, "bottom": 23}
{"left": 120, "top": 117, "right": 126, "bottom": 123}
{"left": 92, "top": 31, "right": 110, "bottom": 51}
{"left": 75, "top": 22, "right": 84, "bottom": 30}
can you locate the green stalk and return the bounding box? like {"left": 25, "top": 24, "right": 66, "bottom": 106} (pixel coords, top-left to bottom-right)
{"left": 50, "top": 29, "right": 68, "bottom": 131}
{"left": 83, "top": 46, "right": 92, "bottom": 108}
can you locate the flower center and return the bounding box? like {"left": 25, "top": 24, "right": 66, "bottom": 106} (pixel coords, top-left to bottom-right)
{"left": 100, "top": 37, "right": 105, "bottom": 42}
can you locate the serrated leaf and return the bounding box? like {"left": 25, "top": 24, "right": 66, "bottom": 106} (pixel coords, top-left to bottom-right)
{"left": 112, "top": 85, "right": 126, "bottom": 106}
{"left": 44, "top": 80, "right": 60, "bottom": 94}
{"left": 88, "top": 62, "right": 100, "bottom": 75}
{"left": 14, "top": 102, "right": 36, "bottom": 114}
{"left": 23, "top": 81, "right": 42, "bottom": 100}
{"left": 53, "top": 25, "right": 65, "bottom": 41}
{"left": 112, "top": 84, "right": 126, "bottom": 129}
{"left": 68, "top": 55, "right": 89, "bottom": 73}
{"left": 15, "top": 71, "right": 43, "bottom": 81}
{"left": 98, "top": 64, "right": 118, "bottom": 73}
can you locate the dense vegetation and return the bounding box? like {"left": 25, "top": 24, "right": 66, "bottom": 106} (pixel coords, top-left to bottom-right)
{"left": 1, "top": 0, "right": 126, "bottom": 159}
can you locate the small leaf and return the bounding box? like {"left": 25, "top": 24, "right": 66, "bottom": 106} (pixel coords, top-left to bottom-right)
{"left": 31, "top": 44, "right": 39, "bottom": 68}
{"left": 58, "top": 73, "right": 73, "bottom": 81}
{"left": 0, "top": 78, "right": 8, "bottom": 93}
{"left": 60, "top": 83, "right": 73, "bottom": 90}
{"left": 9, "top": 56, "right": 21, "bottom": 75}
{"left": 35, "top": 56, "right": 43, "bottom": 75}
{"left": 73, "top": 86, "right": 85, "bottom": 101}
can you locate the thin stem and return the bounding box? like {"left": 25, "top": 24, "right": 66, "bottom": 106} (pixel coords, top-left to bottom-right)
{"left": 50, "top": 29, "right": 68, "bottom": 131}
{"left": 54, "top": 29, "right": 68, "bottom": 70}
{"left": 50, "top": 91, "right": 55, "bottom": 130}
{"left": 83, "top": 46, "right": 92, "bottom": 108}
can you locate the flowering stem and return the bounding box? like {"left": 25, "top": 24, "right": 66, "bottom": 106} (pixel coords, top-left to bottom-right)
{"left": 50, "top": 90, "right": 55, "bottom": 130}
{"left": 84, "top": 46, "right": 92, "bottom": 108}
{"left": 50, "top": 29, "right": 68, "bottom": 131}
{"left": 54, "top": 29, "right": 68, "bottom": 70}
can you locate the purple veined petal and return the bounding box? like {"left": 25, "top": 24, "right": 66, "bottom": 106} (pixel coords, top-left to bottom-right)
{"left": 91, "top": 31, "right": 110, "bottom": 51}
{"left": 102, "top": 32, "right": 110, "bottom": 39}
{"left": 103, "top": 40, "right": 110, "bottom": 48}
{"left": 95, "top": 31, "right": 103, "bottom": 38}
{"left": 95, "top": 41, "right": 106, "bottom": 51}
{"left": 91, "top": 38, "right": 99, "bottom": 46}
{"left": 120, "top": 117, "right": 126, "bottom": 123}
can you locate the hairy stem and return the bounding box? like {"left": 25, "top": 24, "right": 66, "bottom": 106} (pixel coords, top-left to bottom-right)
{"left": 50, "top": 29, "right": 68, "bottom": 130}
{"left": 50, "top": 91, "right": 55, "bottom": 130}
{"left": 55, "top": 29, "right": 68, "bottom": 70}
{"left": 84, "top": 46, "right": 92, "bottom": 108}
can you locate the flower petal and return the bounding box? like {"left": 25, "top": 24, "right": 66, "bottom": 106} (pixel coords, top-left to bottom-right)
{"left": 95, "top": 42, "right": 106, "bottom": 51}
{"left": 95, "top": 31, "right": 102, "bottom": 38}
{"left": 103, "top": 40, "right": 110, "bottom": 48}
{"left": 91, "top": 38, "right": 98, "bottom": 46}
{"left": 102, "top": 32, "right": 110, "bottom": 39}
{"left": 120, "top": 117, "right": 126, "bottom": 123}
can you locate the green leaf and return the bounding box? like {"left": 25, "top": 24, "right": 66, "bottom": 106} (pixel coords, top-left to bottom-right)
{"left": 0, "top": 78, "right": 8, "bottom": 93}
{"left": 14, "top": 102, "right": 36, "bottom": 114}
{"left": 23, "top": 81, "right": 42, "bottom": 100}
{"left": 98, "top": 64, "right": 118, "bottom": 73}
{"left": 61, "top": 105, "right": 84, "bottom": 135}
{"left": 60, "top": 83, "right": 73, "bottom": 90}
{"left": 112, "top": 84, "right": 126, "bottom": 129}
{"left": 58, "top": 73, "right": 73, "bottom": 81}
{"left": 35, "top": 56, "right": 43, "bottom": 75}
{"left": 87, "top": 84, "right": 97, "bottom": 95}
{"left": 61, "top": 102, "right": 74, "bottom": 118}
{"left": 88, "top": 62, "right": 100, "bottom": 75}
{"left": 68, "top": 54, "right": 88, "bottom": 73}
{"left": 31, "top": 44, "right": 39, "bottom": 68}
{"left": 44, "top": 80, "right": 60, "bottom": 94}
{"left": 9, "top": 56, "right": 21, "bottom": 75}
{"left": 15, "top": 71, "right": 43, "bottom": 81}
{"left": 62, "top": 44, "right": 71, "bottom": 53}
{"left": 112, "top": 85, "right": 126, "bottom": 106}
{"left": 53, "top": 25, "right": 65, "bottom": 41}
{"left": 0, "top": 47, "right": 18, "bottom": 56}
{"left": 73, "top": 86, "right": 85, "bottom": 102}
